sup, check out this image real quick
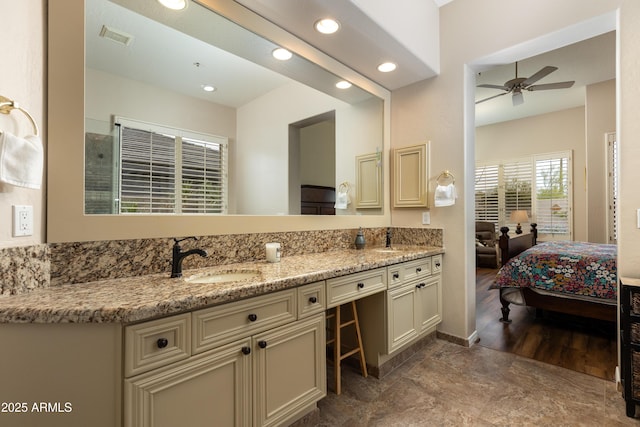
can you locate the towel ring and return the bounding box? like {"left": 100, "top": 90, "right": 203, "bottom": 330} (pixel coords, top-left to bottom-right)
{"left": 0, "top": 95, "right": 40, "bottom": 136}
{"left": 338, "top": 182, "right": 351, "bottom": 193}
{"left": 436, "top": 170, "right": 455, "bottom": 185}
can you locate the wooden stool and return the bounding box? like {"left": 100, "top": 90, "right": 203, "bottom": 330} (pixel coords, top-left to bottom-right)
{"left": 326, "top": 301, "right": 368, "bottom": 394}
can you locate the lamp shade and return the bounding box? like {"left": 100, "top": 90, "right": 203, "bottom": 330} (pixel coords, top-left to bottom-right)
{"left": 510, "top": 210, "right": 529, "bottom": 223}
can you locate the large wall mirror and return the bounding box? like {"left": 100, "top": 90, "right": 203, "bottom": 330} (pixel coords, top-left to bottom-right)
{"left": 48, "top": 0, "right": 391, "bottom": 242}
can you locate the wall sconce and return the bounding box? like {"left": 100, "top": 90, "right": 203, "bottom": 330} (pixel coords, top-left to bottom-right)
{"left": 510, "top": 210, "right": 529, "bottom": 234}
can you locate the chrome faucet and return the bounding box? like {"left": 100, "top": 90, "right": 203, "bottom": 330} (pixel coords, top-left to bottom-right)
{"left": 171, "top": 237, "right": 208, "bottom": 278}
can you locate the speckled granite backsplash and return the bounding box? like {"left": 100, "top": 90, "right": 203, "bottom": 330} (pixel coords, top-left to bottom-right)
{"left": 0, "top": 244, "right": 50, "bottom": 295}
{"left": 49, "top": 227, "right": 442, "bottom": 286}
{"left": 0, "top": 228, "right": 442, "bottom": 292}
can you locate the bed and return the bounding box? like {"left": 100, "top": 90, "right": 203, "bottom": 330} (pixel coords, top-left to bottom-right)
{"left": 492, "top": 225, "right": 617, "bottom": 323}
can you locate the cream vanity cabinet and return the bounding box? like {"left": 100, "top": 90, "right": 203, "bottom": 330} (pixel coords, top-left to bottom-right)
{"left": 386, "top": 255, "right": 442, "bottom": 354}
{"left": 124, "top": 285, "right": 326, "bottom": 427}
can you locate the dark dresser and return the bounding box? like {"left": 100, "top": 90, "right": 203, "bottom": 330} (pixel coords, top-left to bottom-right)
{"left": 620, "top": 277, "right": 640, "bottom": 417}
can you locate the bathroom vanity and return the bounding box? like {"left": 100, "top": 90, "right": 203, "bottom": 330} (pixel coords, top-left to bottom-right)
{"left": 0, "top": 246, "right": 443, "bottom": 427}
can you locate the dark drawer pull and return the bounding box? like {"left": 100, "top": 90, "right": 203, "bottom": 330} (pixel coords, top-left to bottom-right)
{"left": 416, "top": 267, "right": 422, "bottom": 273}
{"left": 241, "top": 346, "right": 251, "bottom": 355}
{"left": 157, "top": 338, "right": 169, "bottom": 349}
{"left": 435, "top": 262, "right": 441, "bottom": 268}
{"left": 258, "top": 340, "right": 268, "bottom": 349}
{"left": 357, "top": 282, "right": 365, "bottom": 289}
{"left": 393, "top": 272, "right": 400, "bottom": 279}
{"left": 309, "top": 296, "right": 318, "bottom": 304}
{"left": 416, "top": 283, "right": 426, "bottom": 289}
{"left": 248, "top": 314, "right": 258, "bottom": 322}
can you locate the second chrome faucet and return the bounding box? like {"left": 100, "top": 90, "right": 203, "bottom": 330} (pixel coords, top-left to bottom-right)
{"left": 171, "top": 237, "right": 208, "bottom": 278}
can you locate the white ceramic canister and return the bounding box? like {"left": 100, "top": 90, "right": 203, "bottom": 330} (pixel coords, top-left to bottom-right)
{"left": 266, "top": 242, "right": 281, "bottom": 262}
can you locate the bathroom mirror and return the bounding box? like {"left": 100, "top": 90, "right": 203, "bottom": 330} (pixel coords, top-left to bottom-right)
{"left": 84, "top": 0, "right": 383, "bottom": 216}
{"left": 48, "top": 0, "right": 390, "bottom": 242}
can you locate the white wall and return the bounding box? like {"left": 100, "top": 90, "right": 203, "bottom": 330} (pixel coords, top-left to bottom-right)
{"left": 476, "top": 107, "right": 587, "bottom": 241}
{"left": 0, "top": 0, "right": 45, "bottom": 248}
{"left": 391, "top": 0, "right": 626, "bottom": 341}
{"left": 236, "top": 82, "right": 383, "bottom": 215}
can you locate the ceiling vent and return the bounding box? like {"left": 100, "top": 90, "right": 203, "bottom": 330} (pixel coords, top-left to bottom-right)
{"left": 99, "top": 25, "right": 134, "bottom": 46}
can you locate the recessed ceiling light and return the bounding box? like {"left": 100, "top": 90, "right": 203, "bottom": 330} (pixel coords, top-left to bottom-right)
{"left": 315, "top": 18, "right": 340, "bottom": 34}
{"left": 272, "top": 48, "right": 293, "bottom": 61}
{"left": 157, "top": 0, "right": 188, "bottom": 10}
{"left": 202, "top": 85, "right": 215, "bottom": 92}
{"left": 377, "top": 62, "right": 397, "bottom": 73}
{"left": 336, "top": 80, "right": 352, "bottom": 89}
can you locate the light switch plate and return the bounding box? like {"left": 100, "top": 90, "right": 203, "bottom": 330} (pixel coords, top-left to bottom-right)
{"left": 12, "top": 205, "right": 33, "bottom": 237}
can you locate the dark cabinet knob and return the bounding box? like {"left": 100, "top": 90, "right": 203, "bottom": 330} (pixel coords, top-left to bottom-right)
{"left": 157, "top": 338, "right": 169, "bottom": 349}
{"left": 418, "top": 283, "right": 426, "bottom": 289}
{"left": 393, "top": 272, "right": 400, "bottom": 279}
{"left": 241, "top": 346, "right": 251, "bottom": 355}
{"left": 435, "top": 262, "right": 441, "bottom": 268}
{"left": 416, "top": 267, "right": 422, "bottom": 273}
{"left": 258, "top": 340, "right": 268, "bottom": 349}
{"left": 309, "top": 296, "right": 318, "bottom": 304}
{"left": 248, "top": 314, "right": 258, "bottom": 322}
{"left": 357, "top": 282, "right": 365, "bottom": 289}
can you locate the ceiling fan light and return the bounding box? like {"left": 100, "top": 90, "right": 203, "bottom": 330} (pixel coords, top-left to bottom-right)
{"left": 512, "top": 90, "right": 524, "bottom": 106}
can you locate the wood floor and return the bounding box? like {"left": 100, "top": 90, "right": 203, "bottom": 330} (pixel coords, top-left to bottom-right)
{"left": 475, "top": 267, "right": 618, "bottom": 381}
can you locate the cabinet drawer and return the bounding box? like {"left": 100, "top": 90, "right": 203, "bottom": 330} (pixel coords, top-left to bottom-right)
{"left": 403, "top": 258, "right": 432, "bottom": 283}
{"left": 124, "top": 313, "right": 191, "bottom": 378}
{"left": 387, "top": 265, "right": 404, "bottom": 289}
{"left": 326, "top": 268, "right": 387, "bottom": 308}
{"left": 193, "top": 289, "right": 297, "bottom": 354}
{"left": 632, "top": 290, "right": 640, "bottom": 316}
{"left": 432, "top": 254, "right": 443, "bottom": 274}
{"left": 297, "top": 281, "right": 326, "bottom": 319}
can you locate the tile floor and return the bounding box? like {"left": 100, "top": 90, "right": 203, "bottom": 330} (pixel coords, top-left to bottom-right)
{"left": 298, "top": 339, "right": 640, "bottom": 426}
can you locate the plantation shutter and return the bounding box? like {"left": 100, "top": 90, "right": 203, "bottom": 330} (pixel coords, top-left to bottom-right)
{"left": 502, "top": 159, "right": 532, "bottom": 225}
{"left": 181, "top": 137, "right": 228, "bottom": 214}
{"left": 533, "top": 152, "right": 572, "bottom": 239}
{"left": 120, "top": 127, "right": 176, "bottom": 213}
{"left": 475, "top": 164, "right": 499, "bottom": 226}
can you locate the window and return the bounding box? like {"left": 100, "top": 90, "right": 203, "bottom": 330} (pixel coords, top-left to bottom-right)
{"left": 116, "top": 117, "right": 228, "bottom": 214}
{"left": 475, "top": 151, "right": 572, "bottom": 239}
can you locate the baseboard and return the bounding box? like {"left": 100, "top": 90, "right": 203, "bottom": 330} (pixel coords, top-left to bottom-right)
{"left": 616, "top": 365, "right": 622, "bottom": 392}
{"left": 436, "top": 329, "right": 479, "bottom": 347}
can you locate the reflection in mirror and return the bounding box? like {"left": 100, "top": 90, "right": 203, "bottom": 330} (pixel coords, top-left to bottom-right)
{"left": 84, "top": 0, "right": 383, "bottom": 216}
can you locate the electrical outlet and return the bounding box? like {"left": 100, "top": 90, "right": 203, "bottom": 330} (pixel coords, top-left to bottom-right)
{"left": 12, "top": 205, "right": 34, "bottom": 237}
{"left": 422, "top": 211, "right": 431, "bottom": 225}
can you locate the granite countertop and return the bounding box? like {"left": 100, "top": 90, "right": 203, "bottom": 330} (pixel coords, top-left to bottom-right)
{"left": 0, "top": 245, "right": 444, "bottom": 324}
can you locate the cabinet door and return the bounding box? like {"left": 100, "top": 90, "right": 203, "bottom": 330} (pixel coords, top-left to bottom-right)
{"left": 392, "top": 143, "right": 428, "bottom": 208}
{"left": 252, "top": 314, "right": 326, "bottom": 427}
{"left": 417, "top": 275, "right": 442, "bottom": 333}
{"left": 387, "top": 284, "right": 419, "bottom": 354}
{"left": 124, "top": 339, "right": 252, "bottom": 427}
{"left": 356, "top": 152, "right": 383, "bottom": 208}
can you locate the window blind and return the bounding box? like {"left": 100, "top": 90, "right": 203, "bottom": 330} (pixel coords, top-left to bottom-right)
{"left": 116, "top": 117, "right": 228, "bottom": 215}
{"left": 502, "top": 159, "right": 532, "bottom": 225}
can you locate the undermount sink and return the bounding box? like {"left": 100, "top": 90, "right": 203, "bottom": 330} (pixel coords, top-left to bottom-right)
{"left": 185, "top": 270, "right": 260, "bottom": 284}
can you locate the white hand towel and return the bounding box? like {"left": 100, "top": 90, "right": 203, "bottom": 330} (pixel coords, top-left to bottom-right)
{"left": 334, "top": 191, "right": 349, "bottom": 209}
{"left": 0, "top": 131, "right": 43, "bottom": 189}
{"left": 434, "top": 183, "right": 457, "bottom": 207}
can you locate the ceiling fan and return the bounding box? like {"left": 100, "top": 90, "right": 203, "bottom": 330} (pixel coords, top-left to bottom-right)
{"left": 476, "top": 62, "right": 575, "bottom": 106}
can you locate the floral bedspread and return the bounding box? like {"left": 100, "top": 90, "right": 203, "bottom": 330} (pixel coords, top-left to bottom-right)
{"left": 494, "top": 241, "right": 617, "bottom": 300}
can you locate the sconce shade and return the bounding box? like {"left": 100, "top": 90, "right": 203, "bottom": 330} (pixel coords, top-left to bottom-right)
{"left": 510, "top": 210, "right": 529, "bottom": 224}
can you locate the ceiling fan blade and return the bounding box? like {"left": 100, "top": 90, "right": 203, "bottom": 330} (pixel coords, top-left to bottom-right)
{"left": 521, "top": 66, "right": 558, "bottom": 86}
{"left": 526, "top": 81, "right": 575, "bottom": 91}
{"left": 477, "top": 84, "right": 509, "bottom": 91}
{"left": 475, "top": 92, "right": 507, "bottom": 104}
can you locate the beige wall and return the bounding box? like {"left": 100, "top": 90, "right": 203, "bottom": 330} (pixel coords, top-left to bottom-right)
{"left": 586, "top": 79, "right": 616, "bottom": 244}
{"left": 0, "top": 0, "right": 45, "bottom": 248}
{"left": 391, "top": 0, "right": 626, "bottom": 341}
{"left": 476, "top": 107, "right": 587, "bottom": 241}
